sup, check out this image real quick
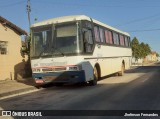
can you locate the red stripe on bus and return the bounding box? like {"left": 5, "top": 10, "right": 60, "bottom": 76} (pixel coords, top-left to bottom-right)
{"left": 32, "top": 65, "right": 77, "bottom": 69}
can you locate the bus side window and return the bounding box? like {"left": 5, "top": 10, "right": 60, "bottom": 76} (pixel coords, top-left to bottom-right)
{"left": 99, "top": 28, "right": 105, "bottom": 43}
{"left": 124, "top": 36, "right": 128, "bottom": 47}
{"left": 94, "top": 26, "right": 100, "bottom": 42}
{"left": 113, "top": 32, "right": 119, "bottom": 45}
{"left": 105, "top": 30, "right": 110, "bottom": 44}
{"left": 105, "top": 30, "right": 113, "bottom": 44}
{"left": 120, "top": 35, "right": 125, "bottom": 46}
{"left": 83, "top": 29, "right": 93, "bottom": 53}
{"left": 128, "top": 37, "right": 131, "bottom": 47}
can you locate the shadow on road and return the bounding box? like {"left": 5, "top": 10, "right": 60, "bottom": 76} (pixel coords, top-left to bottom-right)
{"left": 1, "top": 68, "right": 160, "bottom": 118}
{"left": 126, "top": 65, "right": 160, "bottom": 74}
{"left": 11, "top": 63, "right": 160, "bottom": 91}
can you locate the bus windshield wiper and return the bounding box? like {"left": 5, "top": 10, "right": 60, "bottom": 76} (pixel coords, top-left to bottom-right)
{"left": 51, "top": 47, "right": 65, "bottom": 56}
{"left": 38, "top": 46, "right": 48, "bottom": 57}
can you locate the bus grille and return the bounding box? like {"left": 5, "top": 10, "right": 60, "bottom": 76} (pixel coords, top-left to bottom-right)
{"left": 42, "top": 68, "right": 53, "bottom": 72}
{"left": 42, "top": 67, "right": 66, "bottom": 72}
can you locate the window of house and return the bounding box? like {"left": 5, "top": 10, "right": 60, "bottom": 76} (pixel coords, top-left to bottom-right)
{"left": 0, "top": 41, "right": 8, "bottom": 55}
{"left": 94, "top": 26, "right": 100, "bottom": 42}
{"left": 99, "top": 28, "right": 105, "bottom": 43}
{"left": 113, "top": 32, "right": 119, "bottom": 45}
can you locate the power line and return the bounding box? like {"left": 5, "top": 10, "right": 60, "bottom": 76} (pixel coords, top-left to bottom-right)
{"left": 0, "top": 0, "right": 26, "bottom": 8}
{"left": 115, "top": 12, "right": 160, "bottom": 27}
{"left": 30, "top": 1, "right": 160, "bottom": 8}
{"left": 128, "top": 28, "right": 160, "bottom": 32}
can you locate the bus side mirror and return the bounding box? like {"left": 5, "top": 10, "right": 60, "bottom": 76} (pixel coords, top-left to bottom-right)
{"left": 97, "top": 44, "right": 101, "bottom": 48}
{"left": 21, "top": 44, "right": 28, "bottom": 55}
{"left": 21, "top": 35, "right": 30, "bottom": 56}
{"left": 21, "top": 46, "right": 27, "bottom": 52}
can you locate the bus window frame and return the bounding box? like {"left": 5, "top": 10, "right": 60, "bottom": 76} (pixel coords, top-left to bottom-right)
{"left": 92, "top": 23, "right": 131, "bottom": 48}
{"left": 104, "top": 29, "right": 113, "bottom": 45}
{"left": 119, "top": 34, "right": 125, "bottom": 46}
{"left": 31, "top": 20, "right": 131, "bottom": 59}
{"left": 31, "top": 24, "right": 52, "bottom": 58}
{"left": 31, "top": 21, "right": 85, "bottom": 59}
{"left": 113, "top": 32, "right": 120, "bottom": 45}
{"left": 94, "top": 26, "right": 101, "bottom": 43}
{"left": 81, "top": 20, "right": 96, "bottom": 55}
{"left": 99, "top": 27, "right": 105, "bottom": 43}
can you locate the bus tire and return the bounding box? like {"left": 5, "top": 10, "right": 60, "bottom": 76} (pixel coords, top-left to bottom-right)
{"left": 55, "top": 83, "right": 64, "bottom": 87}
{"left": 89, "top": 67, "right": 98, "bottom": 86}
{"left": 118, "top": 63, "right": 125, "bottom": 76}
{"left": 35, "top": 86, "right": 41, "bottom": 89}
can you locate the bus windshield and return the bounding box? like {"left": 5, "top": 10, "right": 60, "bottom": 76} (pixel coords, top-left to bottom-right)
{"left": 31, "top": 23, "right": 80, "bottom": 58}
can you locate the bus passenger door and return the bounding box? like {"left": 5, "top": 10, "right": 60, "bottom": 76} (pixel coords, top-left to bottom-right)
{"left": 82, "top": 28, "right": 95, "bottom": 81}
{"left": 83, "top": 29, "right": 94, "bottom": 53}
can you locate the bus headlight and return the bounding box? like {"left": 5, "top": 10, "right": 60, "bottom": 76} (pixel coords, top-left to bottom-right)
{"left": 32, "top": 68, "right": 41, "bottom": 73}
{"left": 68, "top": 66, "right": 78, "bottom": 71}
{"left": 67, "top": 65, "right": 82, "bottom": 71}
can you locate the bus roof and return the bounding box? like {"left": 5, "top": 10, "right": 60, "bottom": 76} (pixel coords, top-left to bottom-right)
{"left": 32, "top": 15, "right": 130, "bottom": 36}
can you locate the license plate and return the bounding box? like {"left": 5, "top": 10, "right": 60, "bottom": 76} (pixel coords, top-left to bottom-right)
{"left": 35, "top": 80, "right": 44, "bottom": 84}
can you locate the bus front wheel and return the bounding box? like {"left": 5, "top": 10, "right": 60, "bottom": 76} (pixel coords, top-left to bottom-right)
{"left": 89, "top": 67, "right": 98, "bottom": 86}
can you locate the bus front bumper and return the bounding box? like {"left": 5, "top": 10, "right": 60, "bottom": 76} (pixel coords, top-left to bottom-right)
{"left": 32, "top": 70, "right": 86, "bottom": 84}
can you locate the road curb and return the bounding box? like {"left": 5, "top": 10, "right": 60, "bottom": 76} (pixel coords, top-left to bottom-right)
{"left": 0, "top": 87, "right": 37, "bottom": 99}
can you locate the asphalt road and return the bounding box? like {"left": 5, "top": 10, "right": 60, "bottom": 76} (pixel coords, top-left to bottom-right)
{"left": 1, "top": 62, "right": 160, "bottom": 119}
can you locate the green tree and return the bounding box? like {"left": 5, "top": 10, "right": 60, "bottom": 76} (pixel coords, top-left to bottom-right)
{"left": 139, "top": 42, "right": 145, "bottom": 58}
{"left": 145, "top": 43, "right": 151, "bottom": 56}
{"left": 131, "top": 37, "right": 151, "bottom": 61}
{"left": 139, "top": 42, "right": 151, "bottom": 58}
{"left": 131, "top": 37, "right": 141, "bottom": 61}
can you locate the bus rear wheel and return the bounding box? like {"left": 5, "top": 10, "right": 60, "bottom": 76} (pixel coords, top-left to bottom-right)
{"left": 89, "top": 67, "right": 98, "bottom": 86}
{"left": 118, "top": 63, "right": 125, "bottom": 76}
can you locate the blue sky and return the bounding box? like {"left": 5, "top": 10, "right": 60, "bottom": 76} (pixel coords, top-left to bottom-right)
{"left": 1, "top": 0, "right": 160, "bottom": 54}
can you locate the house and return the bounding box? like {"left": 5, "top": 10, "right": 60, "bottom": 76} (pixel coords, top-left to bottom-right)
{"left": 0, "top": 16, "right": 28, "bottom": 80}
{"left": 132, "top": 51, "right": 158, "bottom": 65}
{"left": 145, "top": 51, "right": 158, "bottom": 62}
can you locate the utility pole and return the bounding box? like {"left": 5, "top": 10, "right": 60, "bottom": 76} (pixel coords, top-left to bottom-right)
{"left": 26, "top": 0, "right": 31, "bottom": 58}
{"left": 26, "top": 0, "right": 31, "bottom": 28}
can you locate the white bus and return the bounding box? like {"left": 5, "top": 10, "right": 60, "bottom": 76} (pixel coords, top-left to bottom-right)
{"left": 30, "top": 15, "right": 132, "bottom": 86}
